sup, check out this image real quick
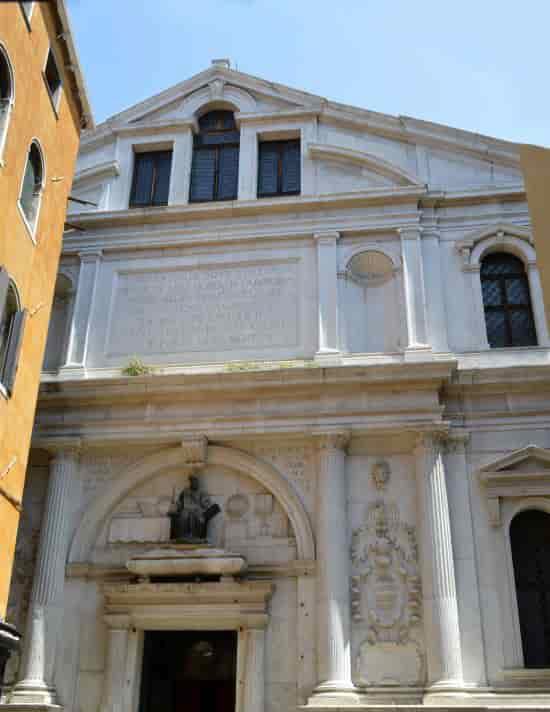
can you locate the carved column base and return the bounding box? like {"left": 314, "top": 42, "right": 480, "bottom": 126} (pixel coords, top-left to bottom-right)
{"left": 0, "top": 621, "right": 20, "bottom": 698}
{"left": 7, "top": 679, "right": 58, "bottom": 706}
{"left": 306, "top": 683, "right": 360, "bottom": 708}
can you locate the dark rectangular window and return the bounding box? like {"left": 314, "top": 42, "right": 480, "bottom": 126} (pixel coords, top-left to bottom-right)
{"left": 189, "top": 111, "right": 240, "bottom": 203}
{"left": 258, "top": 139, "right": 301, "bottom": 198}
{"left": 189, "top": 145, "right": 239, "bottom": 203}
{"left": 44, "top": 49, "right": 62, "bottom": 107}
{"left": 129, "top": 150, "right": 172, "bottom": 208}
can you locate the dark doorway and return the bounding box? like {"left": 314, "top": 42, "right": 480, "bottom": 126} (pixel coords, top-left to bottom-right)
{"left": 139, "top": 630, "right": 237, "bottom": 712}
{"left": 510, "top": 509, "right": 550, "bottom": 668}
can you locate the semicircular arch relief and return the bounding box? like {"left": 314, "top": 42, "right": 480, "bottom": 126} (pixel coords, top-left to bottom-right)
{"left": 69, "top": 443, "right": 315, "bottom": 563}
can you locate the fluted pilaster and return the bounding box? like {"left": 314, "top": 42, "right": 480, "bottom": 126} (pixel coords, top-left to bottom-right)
{"left": 312, "top": 431, "right": 355, "bottom": 698}
{"left": 10, "top": 443, "right": 80, "bottom": 705}
{"left": 415, "top": 432, "right": 463, "bottom": 688}
{"left": 243, "top": 628, "right": 265, "bottom": 712}
{"left": 101, "top": 616, "right": 130, "bottom": 712}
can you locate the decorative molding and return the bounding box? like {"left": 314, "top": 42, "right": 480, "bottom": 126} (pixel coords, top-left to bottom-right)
{"left": 115, "top": 118, "right": 198, "bottom": 138}
{"left": 308, "top": 142, "right": 422, "bottom": 187}
{"left": 102, "top": 579, "right": 273, "bottom": 630}
{"left": 456, "top": 223, "right": 535, "bottom": 271}
{"left": 72, "top": 160, "right": 120, "bottom": 189}
{"left": 236, "top": 109, "right": 320, "bottom": 127}
{"left": 478, "top": 445, "right": 550, "bottom": 527}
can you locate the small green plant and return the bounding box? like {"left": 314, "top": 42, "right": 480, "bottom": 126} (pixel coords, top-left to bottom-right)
{"left": 122, "top": 357, "right": 153, "bottom": 376}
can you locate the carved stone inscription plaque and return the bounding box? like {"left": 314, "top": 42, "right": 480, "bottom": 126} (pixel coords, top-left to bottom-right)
{"left": 107, "top": 261, "right": 299, "bottom": 356}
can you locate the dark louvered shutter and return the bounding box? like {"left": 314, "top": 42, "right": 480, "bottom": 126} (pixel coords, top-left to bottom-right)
{"left": 281, "top": 140, "right": 301, "bottom": 194}
{"left": 0, "top": 267, "right": 9, "bottom": 313}
{"left": 3, "top": 309, "right": 27, "bottom": 396}
{"left": 258, "top": 143, "right": 279, "bottom": 197}
{"left": 189, "top": 148, "right": 216, "bottom": 202}
{"left": 130, "top": 154, "right": 155, "bottom": 206}
{"left": 217, "top": 146, "right": 239, "bottom": 200}
{"left": 152, "top": 151, "right": 172, "bottom": 206}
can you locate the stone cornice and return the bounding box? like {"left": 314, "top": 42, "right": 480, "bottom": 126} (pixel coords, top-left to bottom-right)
{"left": 115, "top": 117, "right": 198, "bottom": 138}
{"left": 37, "top": 360, "right": 456, "bottom": 404}
{"left": 60, "top": 186, "right": 526, "bottom": 256}
{"left": 62, "top": 186, "right": 427, "bottom": 233}
{"left": 236, "top": 109, "right": 320, "bottom": 126}
{"left": 31, "top": 361, "right": 455, "bottom": 449}
{"left": 66, "top": 560, "right": 316, "bottom": 580}
{"left": 72, "top": 160, "right": 120, "bottom": 188}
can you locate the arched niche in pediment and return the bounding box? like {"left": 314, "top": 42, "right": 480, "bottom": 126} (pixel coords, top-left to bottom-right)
{"left": 69, "top": 444, "right": 315, "bottom": 565}
{"left": 179, "top": 82, "right": 257, "bottom": 120}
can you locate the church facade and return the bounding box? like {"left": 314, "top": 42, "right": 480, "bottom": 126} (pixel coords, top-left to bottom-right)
{"left": 2, "top": 60, "right": 550, "bottom": 712}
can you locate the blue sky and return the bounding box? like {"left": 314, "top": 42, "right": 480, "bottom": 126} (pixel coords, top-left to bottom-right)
{"left": 68, "top": 0, "right": 549, "bottom": 147}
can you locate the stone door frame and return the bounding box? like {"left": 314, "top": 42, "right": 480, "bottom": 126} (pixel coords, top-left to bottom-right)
{"left": 102, "top": 579, "right": 273, "bottom": 712}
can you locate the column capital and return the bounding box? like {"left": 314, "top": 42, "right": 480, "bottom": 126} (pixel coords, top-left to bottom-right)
{"left": 414, "top": 429, "right": 448, "bottom": 453}
{"left": 398, "top": 225, "right": 423, "bottom": 240}
{"left": 313, "top": 430, "right": 351, "bottom": 452}
{"left": 313, "top": 231, "right": 340, "bottom": 245}
{"left": 43, "top": 437, "right": 82, "bottom": 457}
{"left": 445, "top": 430, "right": 470, "bottom": 454}
{"left": 78, "top": 248, "right": 103, "bottom": 263}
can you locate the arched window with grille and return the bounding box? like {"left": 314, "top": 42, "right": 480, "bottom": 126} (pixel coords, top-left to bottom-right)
{"left": 511, "top": 510, "right": 550, "bottom": 668}
{"left": 189, "top": 111, "right": 239, "bottom": 203}
{"left": 0, "top": 44, "right": 14, "bottom": 161}
{"left": 18, "top": 141, "right": 44, "bottom": 236}
{"left": 0, "top": 269, "right": 26, "bottom": 397}
{"left": 481, "top": 252, "right": 537, "bottom": 348}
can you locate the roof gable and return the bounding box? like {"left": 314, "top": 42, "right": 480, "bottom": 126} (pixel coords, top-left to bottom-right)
{"left": 81, "top": 63, "right": 520, "bottom": 171}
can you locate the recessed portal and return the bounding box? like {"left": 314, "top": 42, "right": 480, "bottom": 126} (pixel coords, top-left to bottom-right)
{"left": 139, "top": 630, "right": 237, "bottom": 712}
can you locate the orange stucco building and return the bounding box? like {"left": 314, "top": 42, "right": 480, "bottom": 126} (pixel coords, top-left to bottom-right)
{"left": 521, "top": 145, "right": 550, "bottom": 332}
{"left": 0, "top": 0, "right": 92, "bottom": 680}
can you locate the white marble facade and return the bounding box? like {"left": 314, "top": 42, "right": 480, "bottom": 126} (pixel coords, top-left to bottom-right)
{"left": 3, "top": 61, "right": 550, "bottom": 712}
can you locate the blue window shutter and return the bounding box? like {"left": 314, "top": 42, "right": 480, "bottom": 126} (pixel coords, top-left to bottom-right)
{"left": 282, "top": 141, "right": 301, "bottom": 194}
{"left": 130, "top": 154, "right": 155, "bottom": 206}
{"left": 258, "top": 143, "right": 279, "bottom": 196}
{"left": 217, "top": 146, "right": 239, "bottom": 200}
{"left": 190, "top": 148, "right": 216, "bottom": 202}
{"left": 152, "top": 151, "right": 172, "bottom": 206}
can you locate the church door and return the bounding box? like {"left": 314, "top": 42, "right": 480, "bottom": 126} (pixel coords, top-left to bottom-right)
{"left": 510, "top": 509, "right": 550, "bottom": 668}
{"left": 139, "top": 630, "right": 237, "bottom": 712}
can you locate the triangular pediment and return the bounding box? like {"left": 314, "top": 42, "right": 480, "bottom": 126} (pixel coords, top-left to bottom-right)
{"left": 100, "top": 65, "right": 321, "bottom": 131}
{"left": 478, "top": 446, "right": 550, "bottom": 527}
{"left": 80, "top": 64, "right": 521, "bottom": 177}
{"left": 479, "top": 446, "right": 550, "bottom": 476}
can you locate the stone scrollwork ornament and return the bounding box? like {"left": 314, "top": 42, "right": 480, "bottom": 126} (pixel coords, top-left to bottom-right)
{"left": 351, "top": 500, "right": 423, "bottom": 686}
